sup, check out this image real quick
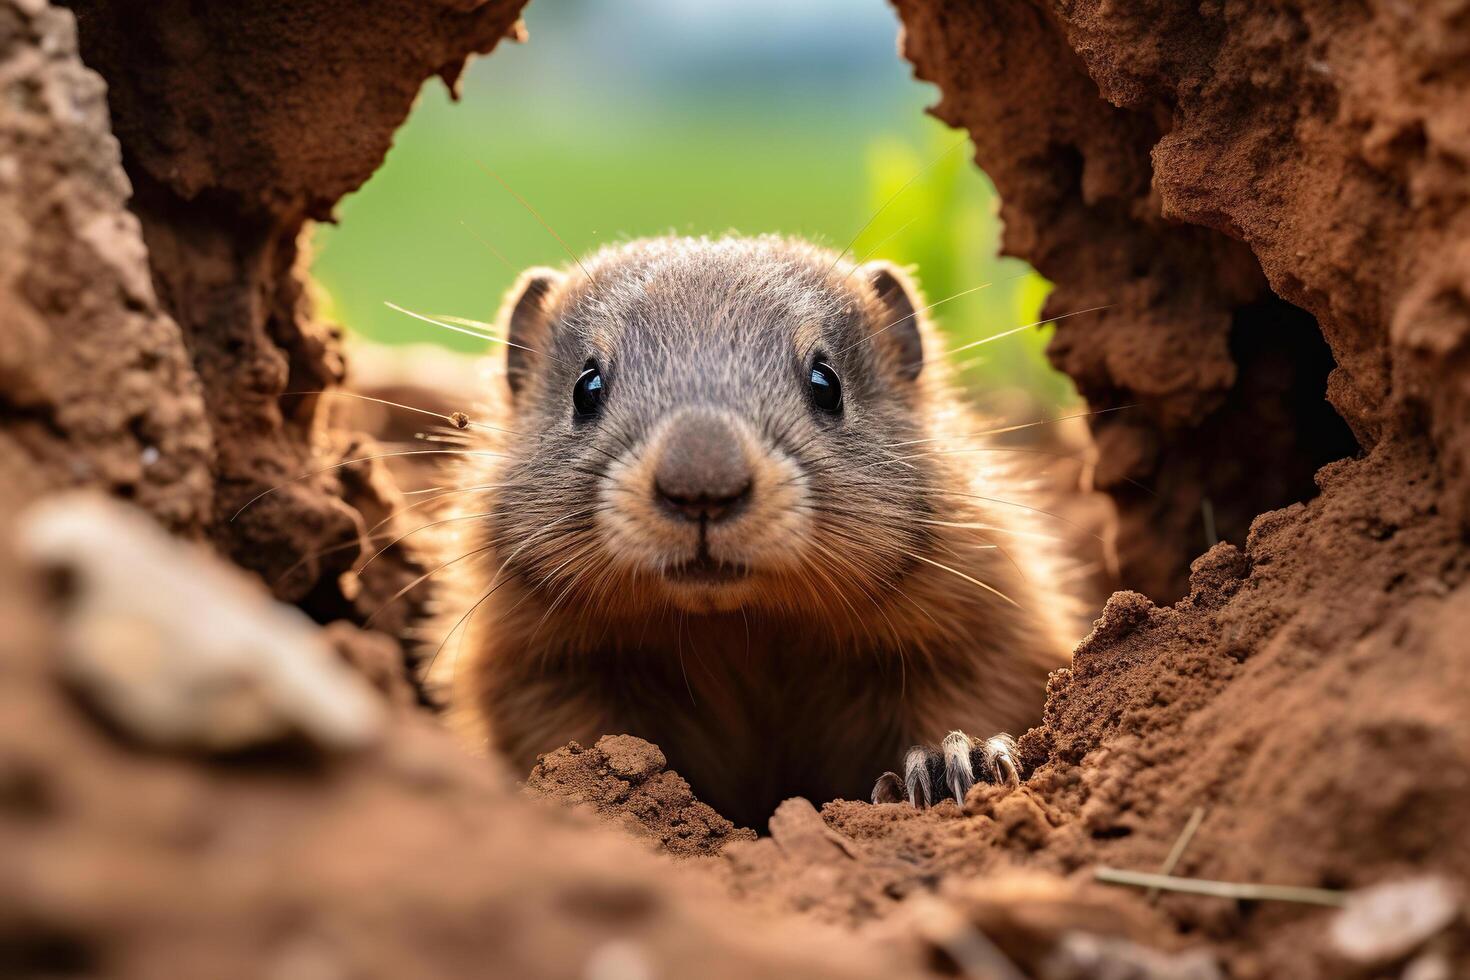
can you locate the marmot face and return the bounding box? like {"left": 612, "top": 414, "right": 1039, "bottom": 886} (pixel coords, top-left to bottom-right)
{"left": 481, "top": 235, "right": 945, "bottom": 621}
{"left": 440, "top": 235, "right": 1084, "bottom": 817}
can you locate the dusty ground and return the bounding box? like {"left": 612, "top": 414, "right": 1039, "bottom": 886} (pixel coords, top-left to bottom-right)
{"left": 2, "top": 0, "right": 1469, "bottom": 978}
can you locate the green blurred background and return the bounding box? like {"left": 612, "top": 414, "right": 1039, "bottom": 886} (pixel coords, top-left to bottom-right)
{"left": 312, "top": 0, "right": 1074, "bottom": 410}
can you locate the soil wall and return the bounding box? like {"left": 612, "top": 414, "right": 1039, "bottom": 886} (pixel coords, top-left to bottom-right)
{"left": 860, "top": 0, "right": 1470, "bottom": 972}
{"left": 893, "top": 0, "right": 1467, "bottom": 604}
{"left": 49, "top": 0, "right": 539, "bottom": 642}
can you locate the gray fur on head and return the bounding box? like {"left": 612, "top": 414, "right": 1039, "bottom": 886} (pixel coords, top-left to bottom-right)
{"left": 483, "top": 235, "right": 936, "bottom": 620}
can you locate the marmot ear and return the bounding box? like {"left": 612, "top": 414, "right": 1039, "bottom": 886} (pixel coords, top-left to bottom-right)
{"left": 859, "top": 261, "right": 924, "bottom": 382}
{"left": 500, "top": 267, "right": 565, "bottom": 396}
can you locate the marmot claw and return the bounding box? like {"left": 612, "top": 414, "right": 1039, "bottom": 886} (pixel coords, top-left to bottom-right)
{"left": 871, "top": 731, "right": 1019, "bottom": 806}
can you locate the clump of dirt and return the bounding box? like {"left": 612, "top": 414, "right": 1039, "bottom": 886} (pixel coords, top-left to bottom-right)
{"left": 527, "top": 735, "right": 757, "bottom": 857}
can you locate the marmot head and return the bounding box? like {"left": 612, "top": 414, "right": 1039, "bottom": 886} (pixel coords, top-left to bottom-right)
{"left": 477, "top": 235, "right": 948, "bottom": 621}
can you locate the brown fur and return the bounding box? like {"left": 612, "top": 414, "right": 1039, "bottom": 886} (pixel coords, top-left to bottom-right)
{"left": 429, "top": 235, "right": 1085, "bottom": 826}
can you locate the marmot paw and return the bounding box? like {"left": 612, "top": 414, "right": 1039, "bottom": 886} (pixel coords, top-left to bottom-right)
{"left": 870, "top": 730, "right": 1019, "bottom": 806}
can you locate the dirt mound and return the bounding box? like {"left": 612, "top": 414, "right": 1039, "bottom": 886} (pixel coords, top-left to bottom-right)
{"left": 0, "top": 487, "right": 908, "bottom": 980}
{"left": 527, "top": 735, "right": 757, "bottom": 857}
{"left": 722, "top": 438, "right": 1469, "bottom": 974}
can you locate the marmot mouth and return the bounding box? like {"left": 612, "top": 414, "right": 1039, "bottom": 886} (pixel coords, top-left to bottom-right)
{"left": 663, "top": 555, "right": 750, "bottom": 585}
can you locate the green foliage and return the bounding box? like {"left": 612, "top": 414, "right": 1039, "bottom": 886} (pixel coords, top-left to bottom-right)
{"left": 311, "top": 62, "right": 1074, "bottom": 411}
{"left": 857, "top": 128, "right": 1073, "bottom": 408}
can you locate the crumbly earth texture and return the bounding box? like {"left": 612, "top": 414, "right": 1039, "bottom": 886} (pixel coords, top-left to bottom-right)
{"left": 3, "top": 0, "right": 1470, "bottom": 978}
{"left": 526, "top": 735, "right": 758, "bottom": 858}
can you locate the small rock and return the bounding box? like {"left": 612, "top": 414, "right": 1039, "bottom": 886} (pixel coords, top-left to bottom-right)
{"left": 18, "top": 493, "right": 385, "bottom": 753}
{"left": 1043, "top": 932, "right": 1222, "bottom": 980}
{"left": 1402, "top": 950, "right": 1453, "bottom": 980}
{"left": 583, "top": 939, "right": 655, "bottom": 980}
{"left": 768, "top": 797, "right": 860, "bottom": 863}
{"left": 1330, "top": 876, "right": 1461, "bottom": 965}
{"left": 936, "top": 871, "right": 1163, "bottom": 970}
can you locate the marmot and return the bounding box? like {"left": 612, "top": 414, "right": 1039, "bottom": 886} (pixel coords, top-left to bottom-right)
{"left": 429, "top": 235, "right": 1085, "bottom": 826}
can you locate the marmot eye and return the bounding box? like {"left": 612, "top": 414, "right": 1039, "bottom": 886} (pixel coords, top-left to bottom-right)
{"left": 572, "top": 361, "right": 605, "bottom": 419}
{"left": 808, "top": 359, "right": 842, "bottom": 414}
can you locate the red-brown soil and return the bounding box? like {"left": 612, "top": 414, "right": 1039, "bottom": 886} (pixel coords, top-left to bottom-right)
{"left": 3, "top": 0, "right": 1469, "bottom": 977}
{"left": 526, "top": 735, "right": 758, "bottom": 858}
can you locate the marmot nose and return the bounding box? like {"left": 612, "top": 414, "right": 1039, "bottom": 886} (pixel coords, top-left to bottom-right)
{"left": 653, "top": 413, "right": 752, "bottom": 523}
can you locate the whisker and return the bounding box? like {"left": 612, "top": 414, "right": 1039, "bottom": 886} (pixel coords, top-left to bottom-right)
{"left": 888, "top": 405, "right": 1134, "bottom": 448}
{"left": 385, "top": 301, "right": 495, "bottom": 341}
{"left": 579, "top": 441, "right": 624, "bottom": 469}
{"left": 386, "top": 505, "right": 599, "bottom": 672}
{"left": 828, "top": 138, "right": 968, "bottom": 274}
{"left": 427, "top": 313, "right": 505, "bottom": 337}
{"left": 229, "top": 449, "right": 503, "bottom": 521}
{"left": 384, "top": 301, "right": 569, "bottom": 364}
{"left": 429, "top": 506, "right": 602, "bottom": 675}
{"left": 367, "top": 543, "right": 498, "bottom": 627}
{"left": 886, "top": 445, "right": 1155, "bottom": 496}
{"left": 458, "top": 218, "right": 517, "bottom": 274}
{"left": 280, "top": 390, "right": 518, "bottom": 436}
{"left": 834, "top": 273, "right": 1032, "bottom": 357}
{"left": 358, "top": 511, "right": 496, "bottom": 572}
{"left": 522, "top": 541, "right": 604, "bottom": 651}
{"left": 411, "top": 483, "right": 499, "bottom": 514}
{"left": 922, "top": 520, "right": 1025, "bottom": 581}
{"left": 474, "top": 160, "right": 597, "bottom": 286}
{"left": 847, "top": 216, "right": 919, "bottom": 274}
{"left": 739, "top": 604, "right": 751, "bottom": 667}
{"left": 271, "top": 483, "right": 507, "bottom": 587}
{"left": 915, "top": 518, "right": 1068, "bottom": 543}
{"left": 941, "top": 489, "right": 1105, "bottom": 542}
{"left": 427, "top": 563, "right": 513, "bottom": 675}
{"left": 413, "top": 431, "right": 472, "bottom": 445}
{"left": 945, "top": 305, "right": 1112, "bottom": 356}
{"left": 803, "top": 544, "right": 878, "bottom": 648}
{"left": 677, "top": 611, "right": 695, "bottom": 707}
{"left": 901, "top": 549, "right": 1020, "bottom": 608}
